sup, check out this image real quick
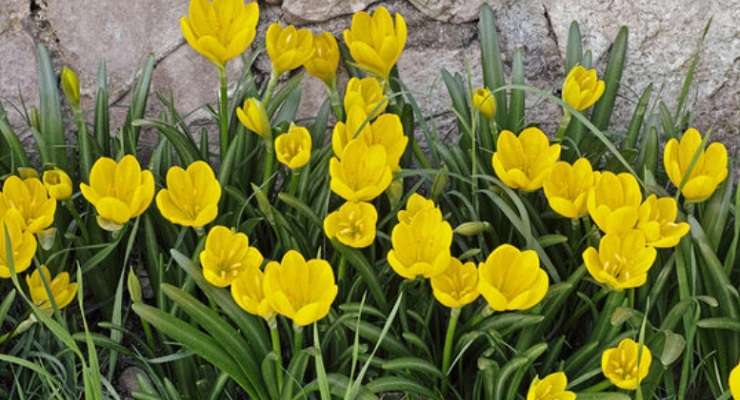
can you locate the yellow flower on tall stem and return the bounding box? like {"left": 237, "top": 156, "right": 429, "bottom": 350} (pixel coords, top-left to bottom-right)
{"left": 332, "top": 107, "right": 408, "bottom": 171}
{"left": 231, "top": 265, "right": 273, "bottom": 320}
{"left": 236, "top": 98, "right": 271, "bottom": 138}
{"left": 526, "top": 372, "right": 576, "bottom": 400}
{"left": 562, "top": 65, "right": 605, "bottom": 111}
{"left": 492, "top": 128, "right": 561, "bottom": 191}
{"left": 397, "top": 193, "right": 436, "bottom": 224}
{"left": 344, "top": 77, "right": 388, "bottom": 119}
{"left": 343, "top": 6, "right": 407, "bottom": 80}
{"left": 329, "top": 139, "right": 392, "bottom": 202}
{"left": 156, "top": 161, "right": 221, "bottom": 229}
{"left": 275, "top": 124, "right": 312, "bottom": 170}
{"left": 26, "top": 265, "right": 78, "bottom": 311}
{"left": 601, "top": 338, "right": 652, "bottom": 390}
{"left": 0, "top": 176, "right": 56, "bottom": 233}
{"left": 304, "top": 32, "right": 339, "bottom": 86}
{"left": 387, "top": 204, "right": 452, "bottom": 280}
{"left": 472, "top": 87, "right": 496, "bottom": 120}
{"left": 663, "top": 127, "right": 728, "bottom": 202}
{"left": 583, "top": 230, "right": 657, "bottom": 290}
{"left": 587, "top": 171, "right": 642, "bottom": 234}
{"left": 430, "top": 258, "right": 479, "bottom": 309}
{"left": 637, "top": 195, "right": 690, "bottom": 248}
{"left": 324, "top": 201, "right": 377, "bottom": 248}
{"left": 200, "top": 225, "right": 263, "bottom": 288}
{"left": 478, "top": 244, "right": 548, "bottom": 311}
{"left": 0, "top": 210, "right": 36, "bottom": 278}
{"left": 543, "top": 158, "right": 597, "bottom": 219}
{"left": 42, "top": 168, "right": 73, "bottom": 201}
{"left": 266, "top": 23, "right": 315, "bottom": 76}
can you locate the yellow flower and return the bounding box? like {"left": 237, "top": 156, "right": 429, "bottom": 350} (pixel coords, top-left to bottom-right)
{"left": 601, "top": 338, "right": 652, "bottom": 390}
{"left": 180, "top": 0, "right": 259, "bottom": 67}
{"left": 543, "top": 158, "right": 596, "bottom": 219}
{"left": 236, "top": 98, "right": 271, "bottom": 138}
{"left": 343, "top": 6, "right": 407, "bottom": 79}
{"left": 266, "top": 23, "right": 314, "bottom": 76}
{"left": 583, "top": 230, "right": 657, "bottom": 290}
{"left": 397, "top": 193, "right": 435, "bottom": 224}
{"left": 344, "top": 77, "right": 388, "bottom": 118}
{"left": 587, "top": 171, "right": 642, "bottom": 234}
{"left": 478, "top": 244, "right": 548, "bottom": 311}
{"left": 430, "top": 257, "right": 479, "bottom": 308}
{"left": 492, "top": 128, "right": 561, "bottom": 191}
{"left": 231, "top": 264, "right": 273, "bottom": 320}
{"left": 387, "top": 206, "right": 452, "bottom": 279}
{"left": 472, "top": 87, "right": 496, "bottom": 119}
{"left": 264, "top": 250, "right": 338, "bottom": 326}
{"left": 60, "top": 66, "right": 80, "bottom": 107}
{"left": 156, "top": 161, "right": 221, "bottom": 228}
{"left": 637, "top": 195, "right": 690, "bottom": 248}
{"left": 304, "top": 32, "right": 339, "bottom": 85}
{"left": 526, "top": 372, "right": 576, "bottom": 400}
{"left": 26, "top": 265, "right": 78, "bottom": 311}
{"left": 80, "top": 155, "right": 155, "bottom": 231}
{"left": 562, "top": 65, "right": 605, "bottom": 111}
{"left": 200, "top": 225, "right": 263, "bottom": 288}
{"left": 663, "top": 128, "right": 728, "bottom": 202}
{"left": 275, "top": 124, "right": 312, "bottom": 170}
{"left": 0, "top": 176, "right": 56, "bottom": 233}
{"left": 329, "top": 139, "right": 392, "bottom": 202}
{"left": 324, "top": 201, "right": 377, "bottom": 248}
{"left": 332, "top": 107, "right": 407, "bottom": 171}
{"left": 730, "top": 362, "right": 740, "bottom": 399}
{"left": 42, "top": 168, "right": 73, "bottom": 201}
{"left": 0, "top": 210, "right": 36, "bottom": 278}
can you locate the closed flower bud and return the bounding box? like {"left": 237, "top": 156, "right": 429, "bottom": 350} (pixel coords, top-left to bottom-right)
{"left": 601, "top": 338, "right": 652, "bottom": 390}
{"left": 343, "top": 6, "right": 407, "bottom": 80}
{"left": 472, "top": 87, "right": 496, "bottom": 119}
{"left": 0, "top": 210, "right": 36, "bottom": 278}
{"left": 200, "top": 225, "right": 263, "bottom": 288}
{"left": 526, "top": 372, "right": 575, "bottom": 400}
{"left": 454, "top": 221, "right": 491, "bottom": 236}
{"left": 275, "top": 124, "right": 312, "bottom": 170}
{"left": 266, "top": 23, "right": 315, "bottom": 76}
{"left": 583, "top": 230, "right": 657, "bottom": 290}
{"left": 543, "top": 158, "right": 596, "bottom": 219}
{"left": 329, "top": 139, "right": 392, "bottom": 202}
{"left": 562, "top": 65, "right": 605, "bottom": 111}
{"left": 26, "top": 265, "right": 78, "bottom": 311}
{"left": 42, "top": 168, "right": 73, "bottom": 201}
{"left": 61, "top": 66, "right": 81, "bottom": 107}
{"left": 0, "top": 176, "right": 56, "bottom": 233}
{"left": 492, "top": 128, "right": 561, "bottom": 191}
{"left": 127, "top": 268, "right": 143, "bottom": 303}
{"left": 663, "top": 127, "right": 728, "bottom": 202}
{"left": 80, "top": 155, "right": 155, "bottom": 231}
{"left": 156, "top": 161, "right": 221, "bottom": 228}
{"left": 637, "top": 195, "right": 690, "bottom": 248}
{"left": 344, "top": 77, "right": 388, "bottom": 119}
{"left": 231, "top": 264, "right": 273, "bottom": 320}
{"left": 430, "top": 257, "right": 479, "bottom": 309}
{"left": 236, "top": 98, "right": 271, "bottom": 138}
{"left": 587, "top": 171, "right": 642, "bottom": 234}
{"left": 324, "top": 201, "right": 377, "bottom": 248}
{"left": 181, "top": 0, "right": 259, "bottom": 67}
{"left": 304, "top": 32, "right": 339, "bottom": 85}
{"left": 478, "top": 244, "right": 548, "bottom": 311}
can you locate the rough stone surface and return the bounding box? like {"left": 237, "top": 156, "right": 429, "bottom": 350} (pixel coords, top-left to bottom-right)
{"left": 282, "top": 0, "right": 377, "bottom": 22}
{"left": 408, "top": 0, "right": 487, "bottom": 23}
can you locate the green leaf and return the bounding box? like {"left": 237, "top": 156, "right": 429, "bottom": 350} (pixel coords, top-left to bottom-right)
{"left": 331, "top": 241, "right": 387, "bottom": 310}
{"left": 94, "top": 62, "right": 111, "bottom": 155}
{"left": 590, "top": 26, "right": 628, "bottom": 131}
{"left": 697, "top": 318, "right": 740, "bottom": 333}
{"left": 509, "top": 48, "right": 525, "bottom": 133}
{"left": 565, "top": 21, "right": 583, "bottom": 72}
{"left": 123, "top": 54, "right": 155, "bottom": 154}
{"left": 365, "top": 376, "right": 440, "bottom": 398}
{"left": 479, "top": 3, "right": 508, "bottom": 128}
{"left": 36, "top": 44, "right": 67, "bottom": 168}
{"left": 381, "top": 357, "right": 444, "bottom": 379}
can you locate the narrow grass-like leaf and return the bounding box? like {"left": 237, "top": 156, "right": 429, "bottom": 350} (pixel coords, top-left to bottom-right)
{"left": 590, "top": 27, "right": 627, "bottom": 131}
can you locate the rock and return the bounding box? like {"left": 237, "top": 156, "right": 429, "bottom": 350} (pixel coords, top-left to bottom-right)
{"left": 282, "top": 0, "right": 376, "bottom": 23}
{"left": 0, "top": 29, "right": 38, "bottom": 133}
{"left": 408, "top": 0, "right": 488, "bottom": 23}
{"left": 0, "top": 0, "right": 27, "bottom": 34}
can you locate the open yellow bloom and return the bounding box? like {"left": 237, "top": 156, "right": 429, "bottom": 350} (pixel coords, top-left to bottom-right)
{"left": 42, "top": 168, "right": 73, "bottom": 201}
{"left": 430, "top": 257, "right": 479, "bottom": 309}
{"left": 200, "top": 225, "right": 263, "bottom": 288}
{"left": 332, "top": 107, "right": 408, "bottom": 171}
{"left": 387, "top": 206, "right": 452, "bottom": 279}
{"left": 602, "top": 338, "right": 652, "bottom": 390}
{"left": 730, "top": 362, "right": 740, "bottom": 399}
{"left": 304, "top": 32, "right": 339, "bottom": 85}
{"left": 343, "top": 6, "right": 407, "bottom": 79}
{"left": 156, "top": 161, "right": 221, "bottom": 228}
{"left": 0, "top": 210, "right": 36, "bottom": 278}
{"left": 478, "top": 244, "right": 548, "bottom": 312}
{"left": 275, "top": 124, "right": 312, "bottom": 170}
{"left": 562, "top": 65, "right": 605, "bottom": 111}
{"left": 231, "top": 264, "right": 273, "bottom": 320}
{"left": 329, "top": 139, "right": 392, "bottom": 202}
{"left": 587, "top": 171, "right": 642, "bottom": 234}
{"left": 543, "top": 158, "right": 596, "bottom": 219}
{"left": 637, "top": 195, "right": 690, "bottom": 248}
{"left": 492, "top": 128, "right": 561, "bottom": 191}
{"left": 344, "top": 77, "right": 388, "bottom": 119}
{"left": 0, "top": 176, "right": 56, "bottom": 233}
{"left": 472, "top": 87, "right": 496, "bottom": 120}
{"left": 264, "top": 250, "right": 338, "bottom": 327}
{"left": 397, "top": 193, "right": 435, "bottom": 224}
{"left": 663, "top": 128, "right": 728, "bottom": 202}
{"left": 324, "top": 201, "right": 377, "bottom": 248}
{"left": 26, "top": 266, "right": 78, "bottom": 311}
{"left": 266, "top": 23, "right": 314, "bottom": 76}
{"left": 60, "top": 66, "right": 80, "bottom": 107}
{"left": 526, "top": 372, "right": 576, "bottom": 400}
{"left": 181, "top": 0, "right": 259, "bottom": 67}
{"left": 236, "top": 98, "right": 271, "bottom": 138}
{"left": 583, "top": 230, "right": 657, "bottom": 290}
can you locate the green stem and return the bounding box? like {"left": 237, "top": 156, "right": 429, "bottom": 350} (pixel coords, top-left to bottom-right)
{"left": 64, "top": 200, "right": 89, "bottom": 242}
{"left": 261, "top": 138, "right": 275, "bottom": 192}
{"left": 583, "top": 379, "right": 612, "bottom": 392}
{"left": 293, "top": 325, "right": 304, "bottom": 356}
{"left": 288, "top": 169, "right": 300, "bottom": 196}
{"left": 269, "top": 320, "right": 284, "bottom": 389}
{"left": 328, "top": 79, "right": 345, "bottom": 121}
{"left": 555, "top": 111, "right": 572, "bottom": 141}
{"left": 74, "top": 107, "right": 93, "bottom": 182}
{"left": 262, "top": 71, "right": 279, "bottom": 110}
{"left": 441, "top": 307, "right": 461, "bottom": 377}
{"left": 470, "top": 111, "right": 478, "bottom": 208}
{"left": 488, "top": 119, "right": 499, "bottom": 145}
{"left": 218, "top": 67, "right": 230, "bottom": 162}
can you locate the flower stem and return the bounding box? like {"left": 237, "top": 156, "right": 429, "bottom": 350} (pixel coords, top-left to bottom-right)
{"left": 64, "top": 200, "right": 89, "bottom": 242}
{"left": 261, "top": 138, "right": 275, "bottom": 193}
{"left": 288, "top": 170, "right": 300, "bottom": 196}
{"left": 328, "top": 79, "right": 345, "bottom": 121}
{"left": 555, "top": 111, "right": 572, "bottom": 141}
{"left": 262, "top": 71, "right": 279, "bottom": 110}
{"left": 269, "top": 320, "right": 284, "bottom": 389}
{"left": 293, "top": 325, "right": 304, "bottom": 356}
{"left": 218, "top": 67, "right": 230, "bottom": 162}
{"left": 441, "top": 307, "right": 461, "bottom": 377}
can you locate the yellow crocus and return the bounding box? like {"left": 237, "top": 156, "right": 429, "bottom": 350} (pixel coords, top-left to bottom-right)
{"left": 304, "top": 32, "right": 339, "bottom": 85}
{"left": 332, "top": 108, "right": 407, "bottom": 171}
{"left": 430, "top": 257, "right": 479, "bottom": 309}
{"left": 0, "top": 210, "right": 36, "bottom": 278}
{"left": 275, "top": 124, "right": 312, "bottom": 170}
{"left": 397, "top": 193, "right": 435, "bottom": 224}
{"left": 343, "top": 6, "right": 407, "bottom": 79}
{"left": 730, "top": 362, "right": 740, "bottom": 399}
{"left": 601, "top": 338, "right": 652, "bottom": 390}
{"left": 156, "top": 161, "right": 221, "bottom": 228}
{"left": 264, "top": 250, "right": 338, "bottom": 327}
{"left": 543, "top": 158, "right": 597, "bottom": 219}
{"left": 26, "top": 265, "right": 78, "bottom": 311}
{"left": 587, "top": 171, "right": 642, "bottom": 234}
{"left": 332, "top": 106, "right": 372, "bottom": 158}
{"left": 583, "top": 230, "right": 657, "bottom": 290}
{"left": 0, "top": 176, "right": 56, "bottom": 233}
{"left": 60, "top": 66, "right": 80, "bottom": 107}
{"left": 663, "top": 127, "right": 728, "bottom": 202}
{"left": 526, "top": 372, "right": 576, "bottom": 400}
{"left": 181, "top": 0, "right": 259, "bottom": 67}
{"left": 200, "top": 225, "right": 263, "bottom": 288}
{"left": 472, "top": 87, "right": 496, "bottom": 120}
{"left": 387, "top": 206, "right": 452, "bottom": 280}
{"left": 492, "top": 128, "right": 561, "bottom": 191}
{"left": 562, "top": 65, "right": 605, "bottom": 111}
{"left": 80, "top": 155, "right": 155, "bottom": 231}
{"left": 236, "top": 98, "right": 271, "bottom": 138}
{"left": 265, "top": 23, "right": 314, "bottom": 76}
{"left": 42, "top": 168, "right": 73, "bottom": 201}
{"left": 324, "top": 201, "right": 377, "bottom": 248}
{"left": 478, "top": 244, "right": 548, "bottom": 312}
{"left": 344, "top": 77, "right": 388, "bottom": 119}
{"left": 329, "top": 139, "right": 392, "bottom": 202}
{"left": 231, "top": 264, "right": 273, "bottom": 320}
{"left": 637, "top": 194, "right": 690, "bottom": 248}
